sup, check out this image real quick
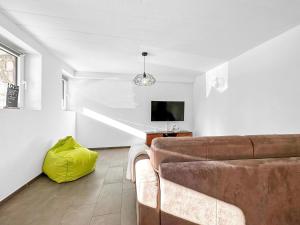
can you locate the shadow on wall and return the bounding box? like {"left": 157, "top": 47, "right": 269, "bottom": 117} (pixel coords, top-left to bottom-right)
{"left": 81, "top": 107, "right": 146, "bottom": 140}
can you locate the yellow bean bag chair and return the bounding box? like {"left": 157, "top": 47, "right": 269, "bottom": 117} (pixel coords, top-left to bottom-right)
{"left": 43, "top": 136, "right": 98, "bottom": 183}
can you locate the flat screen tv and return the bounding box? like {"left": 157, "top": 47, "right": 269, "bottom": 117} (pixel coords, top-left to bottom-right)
{"left": 151, "top": 101, "right": 184, "bottom": 121}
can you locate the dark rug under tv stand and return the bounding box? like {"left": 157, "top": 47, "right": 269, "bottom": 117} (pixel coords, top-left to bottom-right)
{"left": 146, "top": 130, "right": 192, "bottom": 147}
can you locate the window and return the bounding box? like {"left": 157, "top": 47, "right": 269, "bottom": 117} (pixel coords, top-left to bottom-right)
{"left": 62, "top": 76, "right": 68, "bottom": 110}
{"left": 0, "top": 43, "right": 22, "bottom": 108}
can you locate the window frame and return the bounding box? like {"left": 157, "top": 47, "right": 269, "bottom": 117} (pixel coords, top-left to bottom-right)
{"left": 61, "top": 75, "right": 68, "bottom": 110}
{"left": 0, "top": 42, "right": 24, "bottom": 109}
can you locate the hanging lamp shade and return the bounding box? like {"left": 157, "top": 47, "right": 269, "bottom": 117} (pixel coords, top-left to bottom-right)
{"left": 133, "top": 52, "right": 156, "bottom": 86}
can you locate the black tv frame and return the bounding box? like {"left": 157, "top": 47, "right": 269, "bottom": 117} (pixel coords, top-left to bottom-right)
{"left": 151, "top": 101, "right": 185, "bottom": 122}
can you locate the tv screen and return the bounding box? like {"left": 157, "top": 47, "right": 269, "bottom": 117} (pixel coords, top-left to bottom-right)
{"left": 151, "top": 101, "right": 184, "bottom": 121}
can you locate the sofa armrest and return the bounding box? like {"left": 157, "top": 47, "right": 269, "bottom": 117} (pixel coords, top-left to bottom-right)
{"left": 135, "top": 159, "right": 160, "bottom": 225}
{"left": 159, "top": 158, "right": 300, "bottom": 225}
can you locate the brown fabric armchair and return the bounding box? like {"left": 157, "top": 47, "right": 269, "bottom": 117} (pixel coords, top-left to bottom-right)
{"left": 135, "top": 134, "right": 300, "bottom": 225}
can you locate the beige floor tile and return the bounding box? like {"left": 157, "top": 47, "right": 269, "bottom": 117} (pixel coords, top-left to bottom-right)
{"left": 94, "top": 193, "right": 122, "bottom": 216}
{"left": 122, "top": 179, "right": 135, "bottom": 190}
{"left": 104, "top": 167, "right": 124, "bottom": 184}
{"left": 99, "top": 182, "right": 123, "bottom": 198}
{"left": 56, "top": 177, "right": 103, "bottom": 199}
{"left": 29, "top": 196, "right": 73, "bottom": 225}
{"left": 60, "top": 204, "right": 95, "bottom": 225}
{"left": 94, "top": 182, "right": 123, "bottom": 216}
{"left": 71, "top": 178, "right": 104, "bottom": 206}
{"left": 90, "top": 213, "right": 121, "bottom": 225}
{"left": 121, "top": 188, "right": 137, "bottom": 225}
{"left": 122, "top": 164, "right": 135, "bottom": 190}
{"left": 0, "top": 203, "right": 38, "bottom": 225}
{"left": 90, "top": 166, "right": 109, "bottom": 180}
{"left": 110, "top": 160, "right": 125, "bottom": 167}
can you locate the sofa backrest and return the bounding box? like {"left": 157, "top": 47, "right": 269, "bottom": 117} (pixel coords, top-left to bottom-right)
{"left": 150, "top": 134, "right": 300, "bottom": 171}
{"left": 248, "top": 134, "right": 300, "bottom": 158}
{"left": 150, "top": 136, "right": 253, "bottom": 171}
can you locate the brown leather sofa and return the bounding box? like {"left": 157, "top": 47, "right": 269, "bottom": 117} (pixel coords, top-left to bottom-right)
{"left": 135, "top": 134, "right": 300, "bottom": 225}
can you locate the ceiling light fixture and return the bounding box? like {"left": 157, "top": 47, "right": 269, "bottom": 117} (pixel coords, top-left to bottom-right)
{"left": 133, "top": 52, "right": 156, "bottom": 86}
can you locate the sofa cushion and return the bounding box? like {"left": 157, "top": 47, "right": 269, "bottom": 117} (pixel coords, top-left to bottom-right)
{"left": 159, "top": 162, "right": 245, "bottom": 225}
{"left": 249, "top": 134, "right": 300, "bottom": 158}
{"left": 159, "top": 157, "right": 300, "bottom": 225}
{"left": 150, "top": 136, "right": 253, "bottom": 171}
{"left": 206, "top": 136, "right": 253, "bottom": 160}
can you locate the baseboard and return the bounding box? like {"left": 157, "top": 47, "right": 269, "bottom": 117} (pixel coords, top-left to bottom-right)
{"left": 90, "top": 146, "right": 130, "bottom": 150}
{"left": 0, "top": 173, "right": 43, "bottom": 206}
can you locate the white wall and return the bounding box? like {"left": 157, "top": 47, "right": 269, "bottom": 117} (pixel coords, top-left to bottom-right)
{"left": 194, "top": 25, "right": 300, "bottom": 136}
{"left": 0, "top": 13, "right": 75, "bottom": 201}
{"left": 69, "top": 79, "right": 194, "bottom": 148}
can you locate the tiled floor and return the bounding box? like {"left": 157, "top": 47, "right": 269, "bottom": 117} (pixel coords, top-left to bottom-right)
{"left": 0, "top": 148, "right": 136, "bottom": 225}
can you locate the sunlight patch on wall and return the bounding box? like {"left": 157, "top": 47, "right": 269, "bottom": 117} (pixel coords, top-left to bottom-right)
{"left": 81, "top": 107, "right": 146, "bottom": 139}
{"left": 206, "top": 62, "right": 229, "bottom": 97}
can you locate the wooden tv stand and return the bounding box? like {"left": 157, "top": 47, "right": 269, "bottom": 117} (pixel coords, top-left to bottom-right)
{"left": 146, "top": 131, "right": 192, "bottom": 147}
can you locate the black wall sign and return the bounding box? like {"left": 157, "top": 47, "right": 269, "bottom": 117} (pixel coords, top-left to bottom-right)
{"left": 6, "top": 83, "right": 19, "bottom": 108}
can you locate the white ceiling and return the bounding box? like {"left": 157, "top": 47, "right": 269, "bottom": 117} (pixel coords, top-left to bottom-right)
{"left": 0, "top": 0, "right": 300, "bottom": 79}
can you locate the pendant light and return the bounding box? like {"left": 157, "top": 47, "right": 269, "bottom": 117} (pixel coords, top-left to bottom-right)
{"left": 133, "top": 52, "right": 156, "bottom": 86}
